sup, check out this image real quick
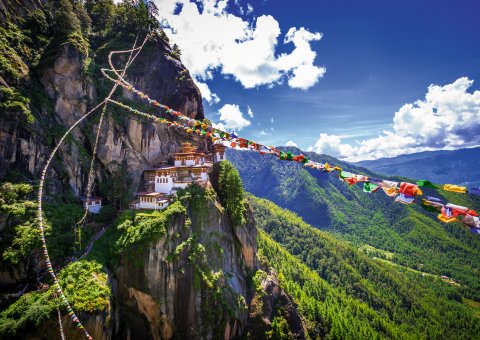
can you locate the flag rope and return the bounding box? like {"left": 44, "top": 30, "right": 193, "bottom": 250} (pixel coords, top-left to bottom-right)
{"left": 37, "top": 35, "right": 150, "bottom": 340}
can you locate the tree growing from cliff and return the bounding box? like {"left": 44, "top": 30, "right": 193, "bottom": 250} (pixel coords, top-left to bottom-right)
{"left": 49, "top": 0, "right": 90, "bottom": 55}
{"left": 85, "top": 0, "right": 115, "bottom": 34}
{"left": 212, "top": 161, "right": 246, "bottom": 226}
{"left": 113, "top": 0, "right": 159, "bottom": 37}
{"left": 99, "top": 161, "right": 133, "bottom": 210}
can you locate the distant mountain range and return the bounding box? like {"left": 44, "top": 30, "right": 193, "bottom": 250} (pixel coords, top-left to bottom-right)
{"left": 354, "top": 147, "right": 480, "bottom": 187}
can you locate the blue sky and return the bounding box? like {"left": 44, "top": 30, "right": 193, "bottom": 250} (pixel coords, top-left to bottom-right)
{"left": 156, "top": 0, "right": 480, "bottom": 161}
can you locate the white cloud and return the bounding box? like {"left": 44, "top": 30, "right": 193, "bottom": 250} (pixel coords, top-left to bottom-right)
{"left": 270, "top": 117, "right": 274, "bottom": 123}
{"left": 314, "top": 133, "right": 353, "bottom": 157}
{"left": 286, "top": 140, "right": 298, "bottom": 147}
{"left": 156, "top": 0, "right": 325, "bottom": 90}
{"left": 306, "top": 145, "right": 313, "bottom": 152}
{"left": 256, "top": 127, "right": 274, "bottom": 136}
{"left": 195, "top": 80, "right": 220, "bottom": 104}
{"left": 247, "top": 105, "right": 254, "bottom": 118}
{"left": 217, "top": 104, "right": 251, "bottom": 130}
{"left": 312, "top": 77, "right": 480, "bottom": 161}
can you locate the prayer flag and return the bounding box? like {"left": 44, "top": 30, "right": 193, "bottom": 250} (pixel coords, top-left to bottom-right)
{"left": 417, "top": 180, "right": 437, "bottom": 188}
{"left": 399, "top": 182, "right": 422, "bottom": 196}
{"left": 443, "top": 184, "right": 467, "bottom": 193}
{"left": 395, "top": 193, "right": 415, "bottom": 204}
{"left": 381, "top": 180, "right": 399, "bottom": 197}
{"left": 363, "top": 182, "right": 380, "bottom": 193}
{"left": 438, "top": 213, "right": 459, "bottom": 223}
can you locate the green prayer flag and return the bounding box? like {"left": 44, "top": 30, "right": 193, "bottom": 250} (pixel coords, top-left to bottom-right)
{"left": 286, "top": 151, "right": 294, "bottom": 160}
{"left": 363, "top": 182, "right": 379, "bottom": 193}
{"left": 417, "top": 180, "right": 437, "bottom": 188}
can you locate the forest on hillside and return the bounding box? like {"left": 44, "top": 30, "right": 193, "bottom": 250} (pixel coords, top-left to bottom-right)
{"left": 250, "top": 194, "right": 480, "bottom": 338}
{"left": 228, "top": 147, "right": 480, "bottom": 301}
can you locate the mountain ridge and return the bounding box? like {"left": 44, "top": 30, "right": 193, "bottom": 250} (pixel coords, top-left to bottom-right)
{"left": 353, "top": 146, "right": 480, "bottom": 186}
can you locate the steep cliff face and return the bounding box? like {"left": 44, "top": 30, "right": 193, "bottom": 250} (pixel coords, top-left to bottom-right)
{"left": 0, "top": 35, "right": 205, "bottom": 195}
{"left": 113, "top": 190, "right": 257, "bottom": 339}
{"left": 0, "top": 5, "right": 308, "bottom": 339}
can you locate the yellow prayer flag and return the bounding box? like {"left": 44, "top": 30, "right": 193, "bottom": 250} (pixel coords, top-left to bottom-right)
{"left": 438, "top": 214, "right": 459, "bottom": 223}
{"left": 382, "top": 187, "right": 398, "bottom": 197}
{"left": 443, "top": 184, "right": 467, "bottom": 194}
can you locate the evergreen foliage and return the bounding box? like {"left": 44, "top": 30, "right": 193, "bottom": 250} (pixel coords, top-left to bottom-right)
{"left": 229, "top": 148, "right": 480, "bottom": 300}
{"left": 85, "top": 0, "right": 115, "bottom": 33}
{"left": 114, "top": 201, "right": 185, "bottom": 253}
{"left": 253, "top": 196, "right": 480, "bottom": 338}
{"left": 0, "top": 182, "right": 38, "bottom": 267}
{"left": 99, "top": 161, "right": 133, "bottom": 210}
{"left": 0, "top": 86, "right": 34, "bottom": 123}
{"left": 212, "top": 160, "right": 246, "bottom": 226}
{"left": 0, "top": 260, "right": 109, "bottom": 337}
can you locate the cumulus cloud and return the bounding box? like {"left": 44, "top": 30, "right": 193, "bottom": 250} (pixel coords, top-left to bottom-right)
{"left": 286, "top": 140, "right": 298, "bottom": 147}
{"left": 312, "top": 77, "right": 480, "bottom": 161}
{"left": 195, "top": 81, "right": 220, "bottom": 104}
{"left": 314, "top": 133, "right": 353, "bottom": 157}
{"left": 217, "top": 104, "right": 251, "bottom": 130}
{"left": 156, "top": 0, "right": 325, "bottom": 90}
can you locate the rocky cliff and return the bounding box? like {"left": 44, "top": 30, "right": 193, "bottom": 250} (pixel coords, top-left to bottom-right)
{"left": 1, "top": 35, "right": 204, "bottom": 195}
{"left": 0, "top": 2, "right": 307, "bottom": 338}
{"left": 113, "top": 191, "right": 257, "bottom": 339}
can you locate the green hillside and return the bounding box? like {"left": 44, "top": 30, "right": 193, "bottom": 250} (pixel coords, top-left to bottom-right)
{"left": 251, "top": 194, "right": 480, "bottom": 338}
{"left": 228, "top": 148, "right": 480, "bottom": 300}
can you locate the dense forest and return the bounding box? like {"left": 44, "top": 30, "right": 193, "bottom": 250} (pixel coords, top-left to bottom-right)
{"left": 228, "top": 147, "right": 480, "bottom": 301}
{"left": 250, "top": 194, "right": 480, "bottom": 338}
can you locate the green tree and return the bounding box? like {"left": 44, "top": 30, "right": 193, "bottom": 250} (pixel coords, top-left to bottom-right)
{"left": 172, "top": 43, "right": 182, "bottom": 60}
{"left": 85, "top": 0, "right": 115, "bottom": 33}
{"left": 52, "top": 0, "right": 82, "bottom": 37}
{"left": 0, "top": 182, "right": 38, "bottom": 268}
{"left": 113, "top": 0, "right": 159, "bottom": 36}
{"left": 99, "top": 161, "right": 132, "bottom": 210}
{"left": 213, "top": 161, "right": 245, "bottom": 226}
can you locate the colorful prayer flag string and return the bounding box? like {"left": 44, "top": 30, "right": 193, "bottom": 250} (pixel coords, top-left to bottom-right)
{"left": 101, "top": 59, "right": 480, "bottom": 233}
